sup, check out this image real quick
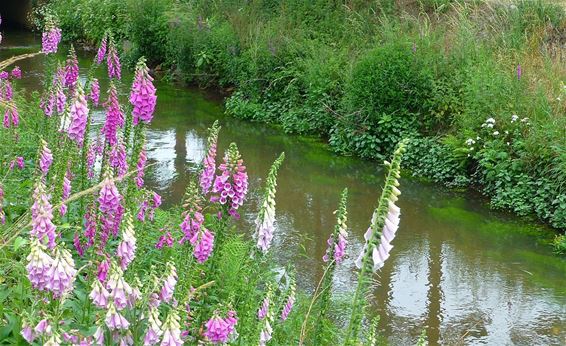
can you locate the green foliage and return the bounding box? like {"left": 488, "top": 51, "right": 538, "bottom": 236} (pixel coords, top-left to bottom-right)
{"left": 47, "top": 0, "right": 566, "bottom": 233}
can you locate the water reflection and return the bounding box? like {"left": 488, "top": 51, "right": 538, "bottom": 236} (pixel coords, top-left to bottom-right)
{"left": 2, "top": 31, "right": 566, "bottom": 345}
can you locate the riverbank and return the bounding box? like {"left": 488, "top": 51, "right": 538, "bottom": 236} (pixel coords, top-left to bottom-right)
{"left": 44, "top": 0, "right": 566, "bottom": 242}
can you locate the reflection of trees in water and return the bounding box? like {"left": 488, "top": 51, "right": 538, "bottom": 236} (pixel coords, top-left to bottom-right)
{"left": 426, "top": 237, "right": 443, "bottom": 345}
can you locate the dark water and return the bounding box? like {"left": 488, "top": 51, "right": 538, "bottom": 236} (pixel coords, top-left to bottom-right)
{"left": 2, "top": 31, "right": 566, "bottom": 345}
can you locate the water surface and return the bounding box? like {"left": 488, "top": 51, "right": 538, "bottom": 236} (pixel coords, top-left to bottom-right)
{"left": 2, "top": 31, "right": 566, "bottom": 345}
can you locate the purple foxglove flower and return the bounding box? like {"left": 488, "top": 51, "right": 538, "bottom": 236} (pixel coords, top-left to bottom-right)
{"left": 117, "top": 215, "right": 136, "bottom": 270}
{"left": 89, "top": 78, "right": 100, "bottom": 107}
{"left": 160, "top": 310, "right": 182, "bottom": 346}
{"left": 17, "top": 156, "right": 25, "bottom": 169}
{"left": 64, "top": 46, "right": 79, "bottom": 89}
{"left": 39, "top": 140, "right": 53, "bottom": 175}
{"left": 55, "top": 79, "right": 66, "bottom": 115}
{"left": 31, "top": 181, "right": 57, "bottom": 249}
{"left": 42, "top": 19, "right": 62, "bottom": 54}
{"left": 68, "top": 83, "right": 90, "bottom": 147}
{"left": 21, "top": 322, "right": 35, "bottom": 343}
{"left": 96, "top": 35, "right": 107, "bottom": 65}
{"left": 155, "top": 231, "right": 173, "bottom": 249}
{"left": 90, "top": 279, "right": 110, "bottom": 308}
{"left": 138, "top": 200, "right": 148, "bottom": 222}
{"left": 258, "top": 297, "right": 269, "bottom": 320}
{"left": 159, "top": 263, "right": 177, "bottom": 302}
{"left": 3, "top": 103, "right": 19, "bottom": 128}
{"left": 144, "top": 307, "right": 162, "bottom": 345}
{"left": 130, "top": 58, "right": 156, "bottom": 125}
{"left": 203, "top": 315, "right": 231, "bottom": 344}
{"left": 517, "top": 64, "right": 522, "bottom": 80}
{"left": 11, "top": 66, "right": 21, "bottom": 79}
{"left": 34, "top": 319, "right": 52, "bottom": 336}
{"left": 135, "top": 147, "right": 147, "bottom": 188}
{"left": 41, "top": 91, "right": 55, "bottom": 117}
{"left": 60, "top": 170, "right": 72, "bottom": 216}
{"left": 2, "top": 79, "right": 13, "bottom": 100}
{"left": 106, "top": 265, "right": 134, "bottom": 310}
{"left": 190, "top": 228, "right": 214, "bottom": 263}
{"left": 109, "top": 138, "right": 128, "bottom": 178}
{"left": 226, "top": 310, "right": 238, "bottom": 335}
{"left": 179, "top": 211, "right": 204, "bottom": 244}
{"left": 102, "top": 82, "right": 124, "bottom": 145}
{"left": 0, "top": 71, "right": 8, "bottom": 80}
{"left": 84, "top": 203, "right": 97, "bottom": 248}
{"left": 200, "top": 121, "right": 220, "bottom": 194}
{"left": 211, "top": 143, "right": 248, "bottom": 218}
{"left": 98, "top": 170, "right": 124, "bottom": 239}
{"left": 97, "top": 259, "right": 110, "bottom": 283}
{"left": 45, "top": 247, "right": 77, "bottom": 298}
{"left": 93, "top": 325, "right": 105, "bottom": 345}
{"left": 105, "top": 303, "right": 130, "bottom": 330}
{"left": 62, "top": 332, "right": 79, "bottom": 344}
{"left": 281, "top": 284, "right": 296, "bottom": 321}
{"left": 107, "top": 40, "right": 121, "bottom": 80}
{"left": 26, "top": 238, "right": 54, "bottom": 291}
{"left": 73, "top": 232, "right": 84, "bottom": 256}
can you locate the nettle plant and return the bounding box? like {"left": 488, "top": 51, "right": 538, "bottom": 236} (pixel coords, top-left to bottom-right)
{"left": 0, "top": 17, "right": 414, "bottom": 346}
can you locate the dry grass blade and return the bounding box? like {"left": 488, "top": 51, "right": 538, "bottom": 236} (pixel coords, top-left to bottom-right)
{"left": 0, "top": 52, "right": 43, "bottom": 70}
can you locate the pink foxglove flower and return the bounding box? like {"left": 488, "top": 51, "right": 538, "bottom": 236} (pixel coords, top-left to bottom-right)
{"left": 105, "top": 302, "right": 130, "bottom": 330}
{"left": 101, "top": 82, "right": 124, "bottom": 145}
{"left": 11, "top": 66, "right": 22, "bottom": 79}
{"left": 203, "top": 314, "right": 231, "bottom": 344}
{"left": 3, "top": 103, "right": 19, "bottom": 128}
{"left": 73, "top": 232, "right": 84, "bottom": 257}
{"left": 64, "top": 46, "right": 79, "bottom": 89}
{"left": 109, "top": 138, "right": 128, "bottom": 178}
{"left": 190, "top": 228, "right": 214, "bottom": 263}
{"left": 45, "top": 247, "right": 77, "bottom": 298}
{"left": 26, "top": 238, "right": 54, "bottom": 291}
{"left": 159, "top": 262, "right": 177, "bottom": 303}
{"left": 135, "top": 146, "right": 147, "bottom": 188}
{"left": 106, "top": 264, "right": 134, "bottom": 310}
{"left": 156, "top": 231, "right": 173, "bottom": 249}
{"left": 180, "top": 210, "right": 204, "bottom": 244}
{"left": 323, "top": 190, "right": 348, "bottom": 264}
{"left": 90, "top": 279, "right": 110, "bottom": 308}
{"left": 86, "top": 143, "right": 97, "bottom": 179}
{"left": 144, "top": 307, "right": 162, "bottom": 345}
{"left": 34, "top": 319, "right": 52, "bottom": 336}
{"left": 0, "top": 185, "right": 4, "bottom": 225}
{"left": 97, "top": 258, "right": 110, "bottom": 283}
{"left": 254, "top": 153, "right": 284, "bottom": 253}
{"left": 98, "top": 169, "right": 124, "bottom": 240}
{"left": 31, "top": 181, "right": 57, "bottom": 249}
{"left": 39, "top": 140, "right": 53, "bottom": 175}
{"left": 116, "top": 214, "right": 136, "bottom": 270}
{"left": 130, "top": 58, "right": 157, "bottom": 125}
{"left": 211, "top": 143, "right": 248, "bottom": 218}
{"left": 68, "top": 83, "right": 89, "bottom": 147}
{"left": 257, "top": 297, "right": 269, "bottom": 320}
{"left": 93, "top": 325, "right": 105, "bottom": 345}
{"left": 41, "top": 92, "right": 55, "bottom": 117}
{"left": 200, "top": 121, "right": 220, "bottom": 194}
{"left": 107, "top": 39, "right": 121, "bottom": 80}
{"left": 90, "top": 78, "right": 100, "bottom": 106}
{"left": 160, "top": 310, "right": 182, "bottom": 346}
{"left": 55, "top": 68, "right": 66, "bottom": 114}
{"left": 21, "top": 321, "right": 35, "bottom": 343}
{"left": 281, "top": 283, "right": 296, "bottom": 321}
{"left": 60, "top": 170, "right": 72, "bottom": 216}
{"left": 96, "top": 35, "right": 107, "bottom": 65}
{"left": 42, "top": 18, "right": 62, "bottom": 54}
